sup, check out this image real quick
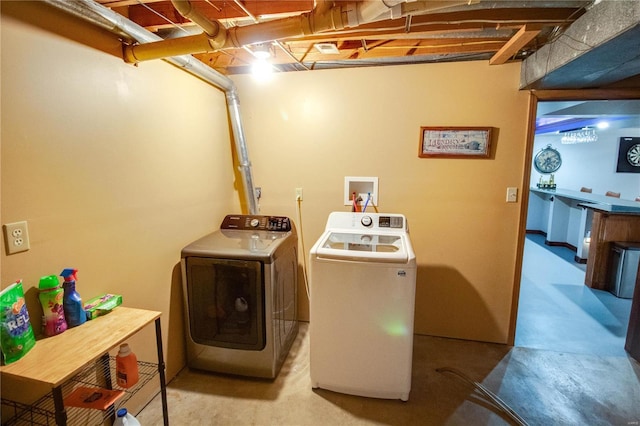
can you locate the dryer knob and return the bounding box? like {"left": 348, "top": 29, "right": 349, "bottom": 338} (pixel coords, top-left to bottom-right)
{"left": 361, "top": 216, "right": 373, "bottom": 227}
{"left": 250, "top": 218, "right": 260, "bottom": 228}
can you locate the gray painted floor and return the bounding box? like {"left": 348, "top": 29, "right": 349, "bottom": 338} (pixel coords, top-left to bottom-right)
{"left": 137, "top": 239, "right": 640, "bottom": 425}
{"left": 516, "top": 236, "right": 632, "bottom": 356}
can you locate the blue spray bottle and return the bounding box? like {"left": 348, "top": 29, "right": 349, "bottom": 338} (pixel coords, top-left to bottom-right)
{"left": 60, "top": 268, "right": 87, "bottom": 327}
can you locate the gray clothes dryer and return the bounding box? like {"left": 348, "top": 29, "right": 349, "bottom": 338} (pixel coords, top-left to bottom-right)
{"left": 181, "top": 214, "right": 298, "bottom": 379}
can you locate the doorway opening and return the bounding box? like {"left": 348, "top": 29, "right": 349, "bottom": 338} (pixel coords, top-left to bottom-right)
{"left": 514, "top": 93, "right": 640, "bottom": 356}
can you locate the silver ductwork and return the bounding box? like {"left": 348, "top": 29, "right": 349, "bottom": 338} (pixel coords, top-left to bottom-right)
{"left": 42, "top": 0, "right": 260, "bottom": 215}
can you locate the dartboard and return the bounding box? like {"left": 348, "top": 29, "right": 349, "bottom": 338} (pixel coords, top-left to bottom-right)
{"left": 627, "top": 143, "right": 640, "bottom": 167}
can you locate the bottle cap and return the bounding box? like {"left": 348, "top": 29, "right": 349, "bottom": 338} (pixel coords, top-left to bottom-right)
{"left": 60, "top": 268, "right": 78, "bottom": 282}
{"left": 117, "top": 408, "right": 128, "bottom": 418}
{"left": 38, "top": 275, "right": 60, "bottom": 290}
{"left": 118, "top": 343, "right": 131, "bottom": 356}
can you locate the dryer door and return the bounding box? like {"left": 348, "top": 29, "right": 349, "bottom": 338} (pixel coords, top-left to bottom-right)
{"left": 184, "top": 257, "right": 265, "bottom": 350}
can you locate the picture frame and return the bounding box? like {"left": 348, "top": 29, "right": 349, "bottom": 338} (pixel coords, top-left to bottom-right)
{"left": 419, "top": 126, "right": 493, "bottom": 158}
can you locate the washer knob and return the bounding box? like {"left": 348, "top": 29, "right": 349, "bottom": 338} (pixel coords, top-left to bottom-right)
{"left": 250, "top": 218, "right": 260, "bottom": 228}
{"left": 361, "top": 216, "right": 373, "bottom": 227}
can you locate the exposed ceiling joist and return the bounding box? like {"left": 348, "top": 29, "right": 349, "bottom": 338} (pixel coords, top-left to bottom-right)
{"left": 88, "top": 0, "right": 640, "bottom": 88}
{"left": 490, "top": 24, "right": 543, "bottom": 65}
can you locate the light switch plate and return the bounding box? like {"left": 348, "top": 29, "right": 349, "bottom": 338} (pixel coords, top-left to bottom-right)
{"left": 506, "top": 187, "right": 518, "bottom": 203}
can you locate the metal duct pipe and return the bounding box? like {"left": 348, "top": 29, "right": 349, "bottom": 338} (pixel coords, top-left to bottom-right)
{"left": 123, "top": 0, "right": 474, "bottom": 64}
{"left": 43, "top": 0, "right": 259, "bottom": 215}
{"left": 171, "top": 0, "right": 225, "bottom": 39}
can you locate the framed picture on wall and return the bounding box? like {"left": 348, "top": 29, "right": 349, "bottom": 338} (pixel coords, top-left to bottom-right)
{"left": 616, "top": 137, "right": 640, "bottom": 173}
{"left": 419, "top": 126, "right": 493, "bottom": 158}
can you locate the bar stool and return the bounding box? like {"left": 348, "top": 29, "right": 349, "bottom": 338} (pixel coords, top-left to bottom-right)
{"left": 606, "top": 191, "right": 621, "bottom": 198}
{"left": 580, "top": 187, "right": 592, "bottom": 193}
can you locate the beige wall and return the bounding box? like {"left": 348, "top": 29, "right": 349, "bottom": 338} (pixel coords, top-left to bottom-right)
{"left": 231, "top": 62, "right": 530, "bottom": 343}
{"left": 1, "top": 2, "right": 239, "bottom": 408}
{"left": 2, "top": 1, "right": 530, "bottom": 409}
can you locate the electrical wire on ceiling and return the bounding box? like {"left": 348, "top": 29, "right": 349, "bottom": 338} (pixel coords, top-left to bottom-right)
{"left": 204, "top": 0, "right": 222, "bottom": 13}
{"left": 274, "top": 41, "right": 311, "bottom": 71}
{"left": 135, "top": 0, "right": 190, "bottom": 35}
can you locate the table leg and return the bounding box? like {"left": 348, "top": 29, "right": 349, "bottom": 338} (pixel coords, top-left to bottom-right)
{"left": 155, "top": 318, "right": 169, "bottom": 425}
{"left": 52, "top": 386, "right": 67, "bottom": 426}
{"left": 98, "top": 352, "right": 117, "bottom": 424}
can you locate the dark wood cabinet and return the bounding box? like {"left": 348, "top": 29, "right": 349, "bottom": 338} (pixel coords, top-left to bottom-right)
{"left": 625, "top": 261, "right": 640, "bottom": 361}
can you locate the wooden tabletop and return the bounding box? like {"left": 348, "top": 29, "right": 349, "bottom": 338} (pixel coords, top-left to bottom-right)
{"left": 0, "top": 307, "right": 160, "bottom": 387}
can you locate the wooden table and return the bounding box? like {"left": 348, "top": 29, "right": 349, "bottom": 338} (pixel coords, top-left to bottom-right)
{"left": 0, "top": 307, "right": 169, "bottom": 425}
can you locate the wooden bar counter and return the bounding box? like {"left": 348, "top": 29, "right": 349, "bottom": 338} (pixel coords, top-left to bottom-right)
{"left": 528, "top": 188, "right": 640, "bottom": 289}
{"left": 585, "top": 206, "right": 640, "bottom": 289}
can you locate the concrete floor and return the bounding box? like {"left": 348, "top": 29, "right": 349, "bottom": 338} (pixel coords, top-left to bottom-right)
{"left": 137, "top": 237, "right": 640, "bottom": 425}
{"left": 137, "top": 321, "right": 640, "bottom": 425}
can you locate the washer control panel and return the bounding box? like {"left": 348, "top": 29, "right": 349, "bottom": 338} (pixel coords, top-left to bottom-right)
{"left": 221, "top": 214, "right": 292, "bottom": 232}
{"left": 326, "top": 212, "right": 407, "bottom": 232}
{"left": 360, "top": 215, "right": 404, "bottom": 229}
{"left": 377, "top": 215, "right": 404, "bottom": 229}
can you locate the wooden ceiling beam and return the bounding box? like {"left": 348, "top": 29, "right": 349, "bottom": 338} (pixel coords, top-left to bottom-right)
{"left": 197, "top": 36, "right": 510, "bottom": 69}
{"left": 97, "top": 0, "right": 164, "bottom": 7}
{"left": 119, "top": 3, "right": 580, "bottom": 35}
{"left": 102, "top": 1, "right": 586, "bottom": 74}
{"left": 126, "top": 1, "right": 313, "bottom": 29}
{"left": 489, "top": 24, "right": 544, "bottom": 65}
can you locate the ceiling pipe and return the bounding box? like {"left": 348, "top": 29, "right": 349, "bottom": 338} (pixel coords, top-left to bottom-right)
{"left": 172, "top": 0, "right": 225, "bottom": 39}
{"left": 123, "top": 0, "right": 475, "bottom": 64}
{"left": 43, "top": 0, "right": 260, "bottom": 215}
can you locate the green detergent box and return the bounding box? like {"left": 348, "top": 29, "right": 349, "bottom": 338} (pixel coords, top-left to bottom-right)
{"left": 84, "top": 294, "right": 122, "bottom": 320}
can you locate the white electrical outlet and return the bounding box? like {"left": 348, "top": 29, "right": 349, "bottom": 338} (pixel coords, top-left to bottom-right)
{"left": 296, "top": 187, "right": 303, "bottom": 201}
{"left": 3, "top": 221, "right": 30, "bottom": 255}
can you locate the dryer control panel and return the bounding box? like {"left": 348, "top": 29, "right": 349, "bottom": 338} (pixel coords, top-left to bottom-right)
{"left": 221, "top": 215, "right": 292, "bottom": 232}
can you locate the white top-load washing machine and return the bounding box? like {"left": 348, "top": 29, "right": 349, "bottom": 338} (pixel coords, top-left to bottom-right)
{"left": 309, "top": 212, "right": 417, "bottom": 401}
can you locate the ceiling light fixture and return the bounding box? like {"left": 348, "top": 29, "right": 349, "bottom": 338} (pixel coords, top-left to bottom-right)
{"left": 251, "top": 58, "right": 274, "bottom": 82}
{"left": 252, "top": 43, "right": 271, "bottom": 59}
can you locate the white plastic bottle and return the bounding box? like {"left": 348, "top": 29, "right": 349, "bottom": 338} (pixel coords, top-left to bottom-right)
{"left": 116, "top": 343, "right": 139, "bottom": 388}
{"left": 113, "top": 408, "right": 141, "bottom": 426}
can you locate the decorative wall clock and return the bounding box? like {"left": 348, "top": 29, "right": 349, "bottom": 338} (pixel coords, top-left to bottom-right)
{"left": 533, "top": 144, "right": 562, "bottom": 174}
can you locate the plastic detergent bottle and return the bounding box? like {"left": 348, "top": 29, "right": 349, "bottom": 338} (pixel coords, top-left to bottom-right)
{"left": 116, "top": 343, "right": 139, "bottom": 388}
{"left": 38, "top": 275, "right": 68, "bottom": 337}
{"left": 113, "top": 408, "right": 141, "bottom": 426}
{"left": 60, "top": 268, "right": 86, "bottom": 327}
